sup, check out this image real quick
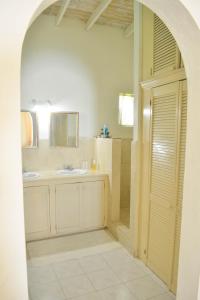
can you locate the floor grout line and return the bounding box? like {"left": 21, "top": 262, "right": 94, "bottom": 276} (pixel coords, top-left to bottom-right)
{"left": 28, "top": 241, "right": 122, "bottom": 266}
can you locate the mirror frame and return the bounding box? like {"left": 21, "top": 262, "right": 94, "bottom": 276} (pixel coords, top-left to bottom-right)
{"left": 49, "top": 111, "right": 79, "bottom": 148}
{"left": 21, "top": 110, "right": 39, "bottom": 149}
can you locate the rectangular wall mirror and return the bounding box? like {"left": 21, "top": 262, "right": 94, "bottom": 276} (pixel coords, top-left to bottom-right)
{"left": 50, "top": 112, "right": 79, "bottom": 148}
{"left": 21, "top": 111, "right": 38, "bottom": 148}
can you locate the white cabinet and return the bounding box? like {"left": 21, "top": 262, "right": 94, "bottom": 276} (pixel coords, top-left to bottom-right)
{"left": 55, "top": 183, "right": 80, "bottom": 234}
{"left": 55, "top": 181, "right": 105, "bottom": 235}
{"left": 80, "top": 181, "right": 104, "bottom": 229}
{"left": 24, "top": 178, "right": 106, "bottom": 241}
{"left": 24, "top": 186, "right": 50, "bottom": 241}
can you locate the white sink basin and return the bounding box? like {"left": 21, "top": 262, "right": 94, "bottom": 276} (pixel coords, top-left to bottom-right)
{"left": 23, "top": 171, "right": 40, "bottom": 179}
{"left": 57, "top": 169, "right": 88, "bottom": 176}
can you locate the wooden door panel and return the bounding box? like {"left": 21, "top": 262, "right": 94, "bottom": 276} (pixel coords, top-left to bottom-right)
{"left": 55, "top": 183, "right": 80, "bottom": 233}
{"left": 24, "top": 186, "right": 50, "bottom": 239}
{"left": 80, "top": 181, "right": 104, "bottom": 229}
{"left": 147, "top": 82, "right": 179, "bottom": 285}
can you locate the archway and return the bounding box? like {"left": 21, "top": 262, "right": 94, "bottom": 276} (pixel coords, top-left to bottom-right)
{"left": 26, "top": 3, "right": 200, "bottom": 299}
{"left": 0, "top": 1, "right": 200, "bottom": 299}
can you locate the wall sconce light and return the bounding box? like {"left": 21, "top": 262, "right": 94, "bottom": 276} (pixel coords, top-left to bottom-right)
{"left": 32, "top": 100, "right": 53, "bottom": 140}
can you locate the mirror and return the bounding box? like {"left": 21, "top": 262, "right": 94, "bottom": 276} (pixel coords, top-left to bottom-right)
{"left": 50, "top": 112, "right": 79, "bottom": 147}
{"left": 21, "top": 111, "right": 38, "bottom": 148}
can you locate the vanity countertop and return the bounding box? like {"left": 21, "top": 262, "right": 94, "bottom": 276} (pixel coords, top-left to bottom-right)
{"left": 23, "top": 169, "right": 109, "bottom": 183}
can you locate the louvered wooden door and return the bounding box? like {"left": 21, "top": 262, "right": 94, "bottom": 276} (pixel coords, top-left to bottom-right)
{"left": 171, "top": 80, "right": 187, "bottom": 292}
{"left": 153, "top": 14, "right": 180, "bottom": 75}
{"left": 147, "top": 82, "right": 180, "bottom": 286}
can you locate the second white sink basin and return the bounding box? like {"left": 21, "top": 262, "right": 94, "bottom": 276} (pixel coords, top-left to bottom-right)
{"left": 23, "top": 172, "right": 40, "bottom": 179}
{"left": 57, "top": 169, "right": 88, "bottom": 176}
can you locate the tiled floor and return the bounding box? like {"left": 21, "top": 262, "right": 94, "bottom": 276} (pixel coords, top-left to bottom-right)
{"left": 27, "top": 230, "right": 175, "bottom": 300}
{"left": 27, "top": 229, "right": 115, "bottom": 258}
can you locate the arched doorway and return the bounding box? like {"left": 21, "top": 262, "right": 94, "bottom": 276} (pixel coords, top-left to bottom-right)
{"left": 26, "top": 2, "right": 200, "bottom": 299}
{"left": 1, "top": 1, "right": 200, "bottom": 300}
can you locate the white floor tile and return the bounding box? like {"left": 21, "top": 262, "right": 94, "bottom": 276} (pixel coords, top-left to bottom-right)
{"left": 27, "top": 230, "right": 171, "bottom": 300}
{"left": 79, "top": 254, "right": 108, "bottom": 273}
{"left": 59, "top": 274, "right": 95, "bottom": 298}
{"left": 28, "top": 265, "right": 57, "bottom": 285}
{"left": 27, "top": 230, "right": 115, "bottom": 258}
{"left": 126, "top": 275, "right": 167, "bottom": 300}
{"left": 147, "top": 270, "right": 170, "bottom": 290}
{"left": 29, "top": 281, "right": 66, "bottom": 300}
{"left": 29, "top": 241, "right": 121, "bottom": 267}
{"left": 150, "top": 293, "right": 176, "bottom": 300}
{"left": 71, "top": 285, "right": 139, "bottom": 300}
{"left": 111, "top": 260, "right": 148, "bottom": 282}
{"left": 52, "top": 259, "right": 83, "bottom": 279}
{"left": 71, "top": 291, "right": 103, "bottom": 300}
{"left": 102, "top": 248, "right": 133, "bottom": 267}
{"left": 99, "top": 284, "right": 138, "bottom": 300}
{"left": 86, "top": 268, "right": 121, "bottom": 290}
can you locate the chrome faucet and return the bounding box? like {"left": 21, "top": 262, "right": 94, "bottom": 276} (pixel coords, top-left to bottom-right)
{"left": 63, "top": 164, "right": 74, "bottom": 171}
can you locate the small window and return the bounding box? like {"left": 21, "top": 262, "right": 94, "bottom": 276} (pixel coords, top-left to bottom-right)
{"left": 119, "top": 93, "right": 134, "bottom": 126}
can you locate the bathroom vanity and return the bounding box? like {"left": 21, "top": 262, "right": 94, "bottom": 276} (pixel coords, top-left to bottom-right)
{"left": 23, "top": 171, "right": 108, "bottom": 241}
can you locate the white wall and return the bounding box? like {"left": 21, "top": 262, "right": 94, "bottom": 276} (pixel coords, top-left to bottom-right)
{"left": 0, "top": 1, "right": 42, "bottom": 299}
{"left": 21, "top": 15, "right": 133, "bottom": 139}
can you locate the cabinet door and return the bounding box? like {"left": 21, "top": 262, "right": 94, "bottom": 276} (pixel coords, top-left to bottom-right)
{"left": 147, "top": 82, "right": 179, "bottom": 286}
{"left": 80, "top": 181, "right": 105, "bottom": 229}
{"left": 24, "top": 186, "right": 50, "bottom": 241}
{"left": 55, "top": 183, "right": 80, "bottom": 234}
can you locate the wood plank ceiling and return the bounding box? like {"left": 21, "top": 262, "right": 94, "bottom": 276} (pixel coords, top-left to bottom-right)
{"left": 43, "top": 0, "right": 133, "bottom": 36}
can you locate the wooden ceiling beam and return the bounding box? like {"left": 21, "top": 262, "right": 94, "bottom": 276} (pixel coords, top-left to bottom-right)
{"left": 124, "top": 22, "right": 134, "bottom": 38}
{"left": 56, "top": 0, "right": 72, "bottom": 26}
{"left": 86, "top": 0, "right": 112, "bottom": 31}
